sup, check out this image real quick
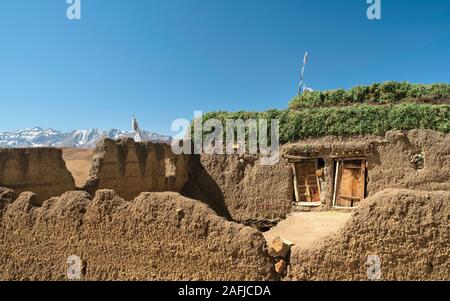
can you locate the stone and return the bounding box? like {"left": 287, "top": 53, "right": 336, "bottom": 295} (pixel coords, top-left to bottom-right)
{"left": 268, "top": 236, "right": 291, "bottom": 258}
{"left": 275, "top": 259, "right": 287, "bottom": 274}
{"left": 176, "top": 208, "right": 185, "bottom": 220}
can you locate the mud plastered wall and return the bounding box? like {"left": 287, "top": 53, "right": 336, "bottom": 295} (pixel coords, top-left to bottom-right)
{"left": 367, "top": 130, "right": 450, "bottom": 194}
{"left": 184, "top": 154, "right": 294, "bottom": 223}
{"left": 0, "top": 189, "right": 274, "bottom": 280}
{"left": 84, "top": 138, "right": 190, "bottom": 200}
{"left": 0, "top": 148, "right": 76, "bottom": 204}
{"left": 288, "top": 189, "right": 450, "bottom": 280}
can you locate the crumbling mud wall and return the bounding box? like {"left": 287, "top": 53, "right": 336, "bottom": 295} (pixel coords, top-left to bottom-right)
{"left": 0, "top": 148, "right": 76, "bottom": 203}
{"left": 83, "top": 138, "right": 190, "bottom": 200}
{"left": 367, "top": 130, "right": 450, "bottom": 193}
{"left": 185, "top": 130, "right": 449, "bottom": 222}
{"left": 0, "top": 189, "right": 274, "bottom": 280}
{"left": 288, "top": 189, "right": 450, "bottom": 280}
{"left": 183, "top": 154, "right": 293, "bottom": 224}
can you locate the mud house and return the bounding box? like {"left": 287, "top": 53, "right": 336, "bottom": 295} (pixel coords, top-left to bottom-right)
{"left": 283, "top": 142, "right": 372, "bottom": 209}
{"left": 282, "top": 129, "right": 448, "bottom": 211}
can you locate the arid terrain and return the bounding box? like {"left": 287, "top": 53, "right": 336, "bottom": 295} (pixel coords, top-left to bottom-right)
{"left": 61, "top": 148, "right": 93, "bottom": 187}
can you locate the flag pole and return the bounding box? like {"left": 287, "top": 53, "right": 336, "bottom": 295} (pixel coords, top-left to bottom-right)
{"left": 298, "top": 51, "right": 308, "bottom": 95}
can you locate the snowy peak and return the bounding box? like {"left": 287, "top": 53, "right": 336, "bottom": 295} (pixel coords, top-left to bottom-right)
{"left": 0, "top": 128, "right": 171, "bottom": 148}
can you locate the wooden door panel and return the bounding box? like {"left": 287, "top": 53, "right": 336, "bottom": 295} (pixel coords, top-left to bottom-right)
{"left": 335, "top": 159, "right": 366, "bottom": 207}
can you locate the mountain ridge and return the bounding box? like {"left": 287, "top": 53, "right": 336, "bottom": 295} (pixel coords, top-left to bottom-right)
{"left": 0, "top": 127, "right": 171, "bottom": 148}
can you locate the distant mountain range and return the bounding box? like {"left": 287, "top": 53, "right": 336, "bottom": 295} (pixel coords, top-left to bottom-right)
{"left": 0, "top": 127, "right": 171, "bottom": 148}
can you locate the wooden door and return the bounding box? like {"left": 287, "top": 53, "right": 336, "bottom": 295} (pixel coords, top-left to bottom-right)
{"left": 335, "top": 159, "right": 366, "bottom": 207}
{"left": 294, "top": 160, "right": 321, "bottom": 202}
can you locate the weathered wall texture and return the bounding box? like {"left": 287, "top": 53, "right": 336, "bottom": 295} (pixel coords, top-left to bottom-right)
{"left": 288, "top": 189, "right": 450, "bottom": 280}
{"left": 83, "top": 138, "right": 190, "bottom": 201}
{"left": 0, "top": 148, "right": 76, "bottom": 203}
{"left": 183, "top": 154, "right": 294, "bottom": 224}
{"left": 367, "top": 130, "right": 450, "bottom": 194}
{"left": 0, "top": 189, "right": 274, "bottom": 280}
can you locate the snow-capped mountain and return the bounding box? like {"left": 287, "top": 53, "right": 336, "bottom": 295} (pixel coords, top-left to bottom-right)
{"left": 0, "top": 127, "right": 171, "bottom": 148}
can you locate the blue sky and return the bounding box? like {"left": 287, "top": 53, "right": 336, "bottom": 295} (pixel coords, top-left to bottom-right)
{"left": 0, "top": 0, "right": 449, "bottom": 135}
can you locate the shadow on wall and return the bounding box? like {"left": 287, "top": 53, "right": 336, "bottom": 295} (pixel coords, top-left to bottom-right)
{"left": 181, "top": 155, "right": 233, "bottom": 220}
{"left": 183, "top": 153, "right": 295, "bottom": 224}
{"left": 59, "top": 140, "right": 234, "bottom": 221}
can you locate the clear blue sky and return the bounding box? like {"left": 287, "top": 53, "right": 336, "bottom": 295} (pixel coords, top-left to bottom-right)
{"left": 0, "top": 0, "right": 449, "bottom": 135}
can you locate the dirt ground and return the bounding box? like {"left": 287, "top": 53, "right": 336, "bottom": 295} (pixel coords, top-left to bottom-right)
{"left": 263, "top": 211, "right": 352, "bottom": 250}
{"left": 61, "top": 148, "right": 93, "bottom": 187}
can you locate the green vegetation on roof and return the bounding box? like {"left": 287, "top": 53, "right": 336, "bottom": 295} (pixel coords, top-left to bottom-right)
{"left": 203, "top": 103, "right": 450, "bottom": 143}
{"left": 289, "top": 82, "right": 450, "bottom": 110}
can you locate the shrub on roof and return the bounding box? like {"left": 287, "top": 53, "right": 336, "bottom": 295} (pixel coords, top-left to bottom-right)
{"left": 201, "top": 104, "right": 450, "bottom": 143}
{"left": 289, "top": 82, "right": 450, "bottom": 109}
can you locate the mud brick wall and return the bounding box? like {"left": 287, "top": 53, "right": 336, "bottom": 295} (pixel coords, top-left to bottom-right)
{"left": 83, "top": 138, "right": 190, "bottom": 200}
{"left": 0, "top": 148, "right": 76, "bottom": 203}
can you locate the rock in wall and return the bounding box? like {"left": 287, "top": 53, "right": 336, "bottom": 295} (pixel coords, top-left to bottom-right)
{"left": 84, "top": 138, "right": 190, "bottom": 201}
{"left": 183, "top": 154, "right": 293, "bottom": 223}
{"left": 288, "top": 189, "right": 450, "bottom": 280}
{"left": 0, "top": 189, "right": 274, "bottom": 280}
{"left": 0, "top": 148, "right": 76, "bottom": 204}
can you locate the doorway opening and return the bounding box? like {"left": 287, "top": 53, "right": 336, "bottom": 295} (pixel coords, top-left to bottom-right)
{"left": 292, "top": 159, "right": 324, "bottom": 206}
